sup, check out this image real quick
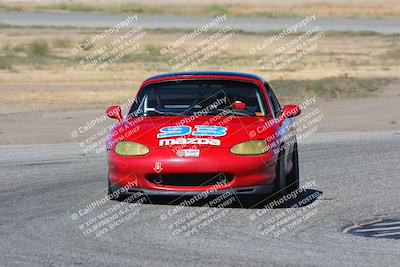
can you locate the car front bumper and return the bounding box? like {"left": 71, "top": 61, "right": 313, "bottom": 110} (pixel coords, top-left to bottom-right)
{"left": 108, "top": 147, "right": 278, "bottom": 196}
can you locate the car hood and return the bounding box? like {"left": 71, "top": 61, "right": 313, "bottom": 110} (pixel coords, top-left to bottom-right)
{"left": 110, "top": 116, "right": 277, "bottom": 148}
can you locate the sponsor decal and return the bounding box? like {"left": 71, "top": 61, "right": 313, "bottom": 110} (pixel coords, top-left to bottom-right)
{"left": 176, "top": 149, "right": 200, "bottom": 158}
{"left": 158, "top": 125, "right": 226, "bottom": 138}
{"left": 157, "top": 125, "right": 226, "bottom": 146}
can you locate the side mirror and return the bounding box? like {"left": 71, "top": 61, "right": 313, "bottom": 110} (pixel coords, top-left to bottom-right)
{"left": 277, "top": 105, "right": 301, "bottom": 125}
{"left": 106, "top": 105, "right": 123, "bottom": 122}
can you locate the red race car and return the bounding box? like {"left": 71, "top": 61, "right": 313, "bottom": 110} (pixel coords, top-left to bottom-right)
{"left": 106, "top": 71, "right": 301, "bottom": 203}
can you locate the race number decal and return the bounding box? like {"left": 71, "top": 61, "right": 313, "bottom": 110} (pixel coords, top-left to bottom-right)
{"left": 157, "top": 126, "right": 191, "bottom": 138}
{"left": 192, "top": 125, "right": 227, "bottom": 137}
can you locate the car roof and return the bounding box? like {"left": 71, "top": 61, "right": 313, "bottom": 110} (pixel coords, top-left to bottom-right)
{"left": 144, "top": 71, "right": 266, "bottom": 83}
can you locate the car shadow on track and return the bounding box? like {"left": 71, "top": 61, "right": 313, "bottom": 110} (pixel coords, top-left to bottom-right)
{"left": 261, "top": 189, "right": 323, "bottom": 209}
{"left": 116, "top": 189, "right": 323, "bottom": 209}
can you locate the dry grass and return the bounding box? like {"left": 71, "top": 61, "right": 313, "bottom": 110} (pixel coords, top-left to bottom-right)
{"left": 228, "top": 3, "right": 400, "bottom": 19}
{"left": 0, "top": 27, "right": 399, "bottom": 112}
{"left": 1, "top": 1, "right": 400, "bottom": 18}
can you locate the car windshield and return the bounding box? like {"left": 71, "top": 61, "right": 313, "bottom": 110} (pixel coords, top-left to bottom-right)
{"left": 128, "top": 80, "right": 267, "bottom": 117}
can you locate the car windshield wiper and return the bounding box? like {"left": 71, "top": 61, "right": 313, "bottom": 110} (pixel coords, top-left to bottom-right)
{"left": 145, "top": 109, "right": 182, "bottom": 116}
{"left": 206, "top": 109, "right": 250, "bottom": 116}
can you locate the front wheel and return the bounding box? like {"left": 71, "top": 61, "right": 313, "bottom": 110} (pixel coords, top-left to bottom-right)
{"left": 286, "top": 143, "right": 300, "bottom": 192}
{"left": 273, "top": 147, "right": 287, "bottom": 197}
{"left": 107, "top": 177, "right": 124, "bottom": 201}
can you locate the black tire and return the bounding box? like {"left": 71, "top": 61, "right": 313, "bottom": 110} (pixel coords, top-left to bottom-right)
{"left": 273, "top": 147, "right": 287, "bottom": 197}
{"left": 107, "top": 178, "right": 113, "bottom": 196}
{"left": 286, "top": 143, "right": 300, "bottom": 193}
{"left": 108, "top": 177, "right": 124, "bottom": 201}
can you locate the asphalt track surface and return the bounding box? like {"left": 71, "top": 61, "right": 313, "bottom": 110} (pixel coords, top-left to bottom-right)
{"left": 1, "top": 11, "right": 400, "bottom": 34}
{"left": 0, "top": 131, "right": 399, "bottom": 266}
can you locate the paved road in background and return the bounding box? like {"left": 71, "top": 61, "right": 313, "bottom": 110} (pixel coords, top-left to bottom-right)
{"left": 1, "top": 11, "right": 400, "bottom": 33}
{"left": 0, "top": 131, "right": 399, "bottom": 266}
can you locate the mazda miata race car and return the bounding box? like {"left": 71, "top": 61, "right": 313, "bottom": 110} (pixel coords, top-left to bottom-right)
{"left": 106, "top": 71, "right": 301, "bottom": 203}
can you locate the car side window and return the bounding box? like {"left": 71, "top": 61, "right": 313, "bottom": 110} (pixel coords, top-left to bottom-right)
{"left": 270, "top": 89, "right": 282, "bottom": 117}
{"left": 265, "top": 83, "right": 282, "bottom": 118}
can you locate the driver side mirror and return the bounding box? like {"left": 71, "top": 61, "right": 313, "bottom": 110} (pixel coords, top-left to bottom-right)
{"left": 106, "top": 105, "right": 123, "bottom": 122}
{"left": 277, "top": 105, "right": 301, "bottom": 126}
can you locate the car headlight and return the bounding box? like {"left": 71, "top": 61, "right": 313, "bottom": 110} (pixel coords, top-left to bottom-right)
{"left": 230, "top": 140, "right": 269, "bottom": 155}
{"left": 115, "top": 141, "right": 149, "bottom": 156}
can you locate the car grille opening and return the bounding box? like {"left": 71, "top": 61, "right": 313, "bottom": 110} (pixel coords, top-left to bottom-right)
{"left": 146, "top": 173, "right": 233, "bottom": 187}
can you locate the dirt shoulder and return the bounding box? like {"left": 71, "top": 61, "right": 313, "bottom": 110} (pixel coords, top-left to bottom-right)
{"left": 0, "top": 83, "right": 398, "bottom": 146}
